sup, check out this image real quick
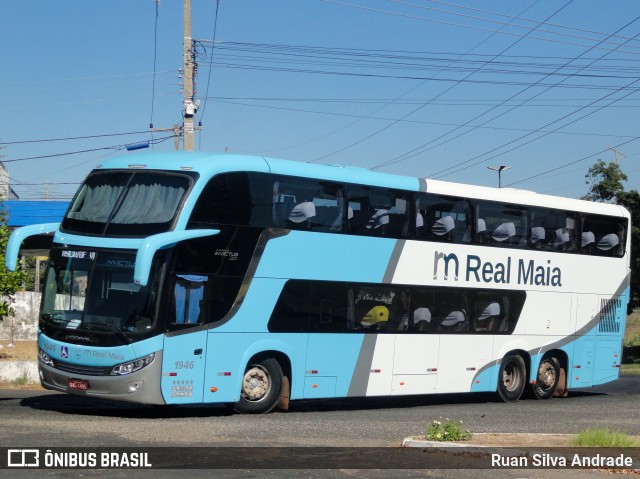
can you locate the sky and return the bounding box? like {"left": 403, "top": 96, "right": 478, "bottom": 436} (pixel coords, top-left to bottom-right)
{"left": 2, "top": 0, "right": 640, "bottom": 201}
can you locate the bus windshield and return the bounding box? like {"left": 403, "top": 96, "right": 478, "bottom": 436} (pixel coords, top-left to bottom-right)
{"left": 41, "top": 248, "right": 159, "bottom": 341}
{"left": 62, "top": 170, "right": 195, "bottom": 236}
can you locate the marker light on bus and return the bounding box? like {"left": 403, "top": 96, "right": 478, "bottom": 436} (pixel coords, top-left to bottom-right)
{"left": 111, "top": 353, "right": 155, "bottom": 376}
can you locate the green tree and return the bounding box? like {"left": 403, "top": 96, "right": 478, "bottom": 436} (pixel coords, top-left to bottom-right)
{"left": 584, "top": 160, "right": 639, "bottom": 308}
{"left": 0, "top": 212, "right": 29, "bottom": 321}
{"left": 617, "top": 190, "right": 640, "bottom": 309}
{"left": 583, "top": 159, "right": 628, "bottom": 202}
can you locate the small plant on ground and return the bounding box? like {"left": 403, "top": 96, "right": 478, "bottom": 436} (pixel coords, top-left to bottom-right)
{"left": 11, "top": 376, "right": 29, "bottom": 387}
{"left": 426, "top": 418, "right": 472, "bottom": 442}
{"left": 571, "top": 428, "right": 638, "bottom": 447}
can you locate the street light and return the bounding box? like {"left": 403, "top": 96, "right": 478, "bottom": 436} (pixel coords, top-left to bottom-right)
{"left": 487, "top": 165, "right": 511, "bottom": 188}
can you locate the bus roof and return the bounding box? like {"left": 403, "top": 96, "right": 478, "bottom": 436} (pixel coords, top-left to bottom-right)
{"left": 95, "top": 151, "right": 629, "bottom": 219}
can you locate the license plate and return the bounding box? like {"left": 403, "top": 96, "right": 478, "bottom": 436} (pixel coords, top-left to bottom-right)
{"left": 67, "top": 378, "right": 89, "bottom": 390}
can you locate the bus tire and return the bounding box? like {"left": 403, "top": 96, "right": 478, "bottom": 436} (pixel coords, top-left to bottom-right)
{"left": 532, "top": 356, "right": 560, "bottom": 400}
{"left": 497, "top": 354, "right": 526, "bottom": 402}
{"left": 234, "top": 358, "right": 283, "bottom": 414}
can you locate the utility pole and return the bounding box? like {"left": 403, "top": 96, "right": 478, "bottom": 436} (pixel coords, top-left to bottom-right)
{"left": 149, "top": 0, "right": 199, "bottom": 151}
{"left": 182, "top": 0, "right": 199, "bottom": 151}
{"left": 607, "top": 146, "right": 625, "bottom": 164}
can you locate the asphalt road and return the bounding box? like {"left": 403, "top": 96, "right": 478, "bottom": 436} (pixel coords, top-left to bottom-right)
{"left": 1, "top": 376, "right": 638, "bottom": 478}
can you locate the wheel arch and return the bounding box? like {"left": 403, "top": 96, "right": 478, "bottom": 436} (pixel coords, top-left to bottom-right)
{"left": 238, "top": 341, "right": 295, "bottom": 407}
{"left": 532, "top": 348, "right": 568, "bottom": 382}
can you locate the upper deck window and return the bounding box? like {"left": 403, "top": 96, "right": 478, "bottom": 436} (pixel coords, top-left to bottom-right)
{"left": 62, "top": 170, "right": 194, "bottom": 236}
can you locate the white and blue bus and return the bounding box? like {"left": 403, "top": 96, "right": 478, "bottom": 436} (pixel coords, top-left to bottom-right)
{"left": 6, "top": 152, "right": 631, "bottom": 413}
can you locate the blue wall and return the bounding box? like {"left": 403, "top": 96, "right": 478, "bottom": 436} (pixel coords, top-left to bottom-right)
{"left": 1, "top": 201, "right": 68, "bottom": 227}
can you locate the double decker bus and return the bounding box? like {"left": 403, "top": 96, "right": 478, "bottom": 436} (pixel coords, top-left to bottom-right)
{"left": 6, "top": 152, "right": 630, "bottom": 413}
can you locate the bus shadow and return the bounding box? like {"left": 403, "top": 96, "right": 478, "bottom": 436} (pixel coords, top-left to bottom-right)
{"left": 19, "top": 389, "right": 608, "bottom": 418}
{"left": 282, "top": 389, "right": 607, "bottom": 413}
{"left": 20, "top": 393, "right": 234, "bottom": 418}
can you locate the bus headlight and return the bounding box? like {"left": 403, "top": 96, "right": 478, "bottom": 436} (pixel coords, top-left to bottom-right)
{"left": 38, "top": 349, "right": 55, "bottom": 368}
{"left": 111, "top": 353, "right": 155, "bottom": 376}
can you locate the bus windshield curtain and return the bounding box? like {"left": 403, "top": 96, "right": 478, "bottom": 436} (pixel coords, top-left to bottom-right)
{"left": 112, "top": 183, "right": 186, "bottom": 224}
{"left": 71, "top": 184, "right": 125, "bottom": 223}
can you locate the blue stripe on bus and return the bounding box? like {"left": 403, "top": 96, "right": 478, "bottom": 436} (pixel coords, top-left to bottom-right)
{"left": 255, "top": 231, "right": 399, "bottom": 283}
{"left": 38, "top": 333, "right": 163, "bottom": 366}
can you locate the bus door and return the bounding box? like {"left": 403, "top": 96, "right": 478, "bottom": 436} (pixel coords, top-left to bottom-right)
{"left": 160, "top": 275, "right": 208, "bottom": 404}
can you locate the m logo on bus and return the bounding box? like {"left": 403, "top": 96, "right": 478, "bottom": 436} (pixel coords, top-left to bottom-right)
{"left": 433, "top": 251, "right": 459, "bottom": 281}
{"left": 433, "top": 251, "right": 563, "bottom": 287}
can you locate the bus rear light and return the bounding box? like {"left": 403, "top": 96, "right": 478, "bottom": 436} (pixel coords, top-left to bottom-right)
{"left": 427, "top": 368, "right": 437, "bottom": 373}
{"left": 574, "top": 365, "right": 581, "bottom": 369}
{"left": 370, "top": 369, "right": 381, "bottom": 373}
{"left": 217, "top": 372, "right": 232, "bottom": 376}
{"left": 466, "top": 367, "right": 476, "bottom": 371}
{"left": 306, "top": 370, "right": 318, "bottom": 375}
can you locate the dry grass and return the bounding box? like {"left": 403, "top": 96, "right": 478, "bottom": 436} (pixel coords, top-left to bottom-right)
{"left": 0, "top": 340, "right": 38, "bottom": 361}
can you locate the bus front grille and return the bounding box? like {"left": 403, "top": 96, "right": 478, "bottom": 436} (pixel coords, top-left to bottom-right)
{"left": 55, "top": 360, "right": 113, "bottom": 376}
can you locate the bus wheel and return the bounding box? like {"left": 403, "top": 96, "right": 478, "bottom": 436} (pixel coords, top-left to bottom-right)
{"left": 234, "top": 358, "right": 283, "bottom": 414}
{"left": 497, "top": 354, "right": 526, "bottom": 402}
{"left": 532, "top": 357, "right": 560, "bottom": 400}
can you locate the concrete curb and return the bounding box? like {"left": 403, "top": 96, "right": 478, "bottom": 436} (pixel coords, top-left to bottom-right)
{"left": 0, "top": 360, "right": 38, "bottom": 383}
{"left": 402, "top": 436, "right": 640, "bottom": 471}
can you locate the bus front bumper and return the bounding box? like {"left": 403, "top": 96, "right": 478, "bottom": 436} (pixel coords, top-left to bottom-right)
{"left": 38, "top": 351, "right": 166, "bottom": 405}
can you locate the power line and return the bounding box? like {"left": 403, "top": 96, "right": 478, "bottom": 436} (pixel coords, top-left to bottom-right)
{"left": 309, "top": 0, "right": 572, "bottom": 163}
{"left": 0, "top": 130, "right": 155, "bottom": 146}
{"left": 372, "top": 13, "right": 640, "bottom": 172}
{"left": 2, "top": 135, "right": 174, "bottom": 163}
{"left": 505, "top": 137, "right": 640, "bottom": 188}
{"left": 211, "top": 97, "right": 635, "bottom": 139}
{"left": 319, "top": 0, "right": 640, "bottom": 55}
{"left": 197, "top": 0, "right": 221, "bottom": 150}
{"left": 383, "top": 0, "right": 640, "bottom": 51}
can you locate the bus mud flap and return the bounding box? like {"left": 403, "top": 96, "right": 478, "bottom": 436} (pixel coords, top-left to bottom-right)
{"left": 554, "top": 367, "right": 568, "bottom": 397}
{"left": 277, "top": 376, "right": 291, "bottom": 411}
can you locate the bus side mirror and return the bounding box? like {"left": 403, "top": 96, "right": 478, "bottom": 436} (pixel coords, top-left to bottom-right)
{"left": 134, "top": 229, "right": 220, "bottom": 287}
{"left": 5, "top": 223, "right": 60, "bottom": 271}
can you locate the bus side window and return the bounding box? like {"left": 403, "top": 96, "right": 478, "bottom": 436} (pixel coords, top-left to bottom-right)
{"left": 268, "top": 280, "right": 310, "bottom": 332}
{"left": 189, "top": 172, "right": 271, "bottom": 228}
{"left": 417, "top": 193, "right": 471, "bottom": 244}
{"left": 172, "top": 275, "right": 207, "bottom": 325}
{"left": 581, "top": 214, "right": 626, "bottom": 257}
{"left": 432, "top": 291, "right": 469, "bottom": 333}
{"left": 474, "top": 298, "right": 502, "bottom": 332}
{"left": 529, "top": 208, "right": 577, "bottom": 252}
{"left": 476, "top": 201, "right": 527, "bottom": 248}
{"left": 310, "top": 282, "right": 349, "bottom": 332}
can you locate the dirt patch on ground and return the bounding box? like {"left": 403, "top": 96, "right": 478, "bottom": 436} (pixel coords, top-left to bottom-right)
{"left": 449, "top": 433, "right": 574, "bottom": 447}
{"left": 0, "top": 340, "right": 37, "bottom": 361}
